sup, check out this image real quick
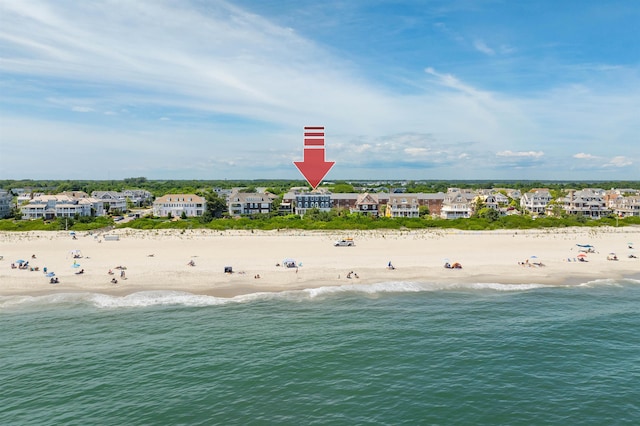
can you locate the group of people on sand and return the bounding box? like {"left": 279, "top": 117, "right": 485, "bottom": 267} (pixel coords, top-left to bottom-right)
{"left": 107, "top": 267, "right": 126, "bottom": 283}
{"left": 518, "top": 259, "right": 544, "bottom": 267}
{"left": 444, "top": 262, "right": 463, "bottom": 269}
{"left": 346, "top": 271, "right": 359, "bottom": 279}
{"left": 12, "top": 261, "right": 33, "bottom": 270}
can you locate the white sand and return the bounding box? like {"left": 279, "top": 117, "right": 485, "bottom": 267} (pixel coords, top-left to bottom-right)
{"left": 1, "top": 227, "right": 638, "bottom": 297}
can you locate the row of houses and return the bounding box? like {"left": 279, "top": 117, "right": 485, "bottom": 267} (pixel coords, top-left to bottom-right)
{"left": 282, "top": 187, "right": 640, "bottom": 219}
{"left": 14, "top": 190, "right": 153, "bottom": 220}
{"left": 4, "top": 187, "right": 640, "bottom": 220}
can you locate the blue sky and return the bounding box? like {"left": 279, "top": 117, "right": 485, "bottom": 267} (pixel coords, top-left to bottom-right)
{"left": 1, "top": 0, "right": 638, "bottom": 181}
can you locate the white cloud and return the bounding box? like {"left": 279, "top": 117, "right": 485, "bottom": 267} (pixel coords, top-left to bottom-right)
{"left": 573, "top": 152, "right": 598, "bottom": 160}
{"left": 473, "top": 39, "right": 495, "bottom": 55}
{"left": 71, "top": 106, "right": 94, "bottom": 112}
{"left": 404, "top": 147, "right": 429, "bottom": 156}
{"left": 603, "top": 156, "right": 633, "bottom": 168}
{"left": 496, "top": 150, "right": 544, "bottom": 158}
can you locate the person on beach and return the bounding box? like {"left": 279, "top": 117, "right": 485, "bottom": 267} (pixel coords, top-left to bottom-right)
{"left": 111, "top": 278, "right": 118, "bottom": 284}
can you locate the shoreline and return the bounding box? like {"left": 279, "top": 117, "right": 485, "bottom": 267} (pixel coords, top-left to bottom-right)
{"left": 1, "top": 227, "right": 638, "bottom": 298}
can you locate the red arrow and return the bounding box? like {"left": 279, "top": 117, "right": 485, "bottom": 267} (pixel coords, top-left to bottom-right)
{"left": 294, "top": 126, "right": 335, "bottom": 189}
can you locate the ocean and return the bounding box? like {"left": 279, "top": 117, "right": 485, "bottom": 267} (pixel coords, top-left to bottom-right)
{"left": 2, "top": 279, "right": 640, "bottom": 425}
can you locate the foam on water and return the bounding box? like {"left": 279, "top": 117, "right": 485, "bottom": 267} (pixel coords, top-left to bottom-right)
{"left": 0, "top": 280, "right": 597, "bottom": 311}
{"left": 577, "top": 277, "right": 640, "bottom": 288}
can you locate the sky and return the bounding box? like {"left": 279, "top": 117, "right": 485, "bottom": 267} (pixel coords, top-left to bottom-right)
{"left": 1, "top": 0, "right": 639, "bottom": 181}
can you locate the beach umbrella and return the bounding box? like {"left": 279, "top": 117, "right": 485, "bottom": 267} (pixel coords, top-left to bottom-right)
{"left": 577, "top": 253, "right": 587, "bottom": 258}
{"left": 16, "top": 259, "right": 25, "bottom": 264}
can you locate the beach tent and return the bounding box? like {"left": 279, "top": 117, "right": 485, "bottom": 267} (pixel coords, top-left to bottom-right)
{"left": 68, "top": 249, "right": 82, "bottom": 258}
{"left": 283, "top": 258, "right": 297, "bottom": 268}
{"left": 224, "top": 266, "right": 233, "bottom": 273}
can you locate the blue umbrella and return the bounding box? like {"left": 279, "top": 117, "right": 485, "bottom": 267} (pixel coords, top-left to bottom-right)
{"left": 46, "top": 272, "right": 55, "bottom": 277}
{"left": 16, "top": 259, "right": 26, "bottom": 264}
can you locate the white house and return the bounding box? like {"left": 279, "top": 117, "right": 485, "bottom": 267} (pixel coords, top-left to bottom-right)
{"left": 520, "top": 189, "right": 552, "bottom": 215}
{"left": 20, "top": 195, "right": 103, "bottom": 219}
{"left": 440, "top": 191, "right": 472, "bottom": 219}
{"left": 153, "top": 194, "right": 206, "bottom": 217}
{"left": 91, "top": 191, "right": 128, "bottom": 213}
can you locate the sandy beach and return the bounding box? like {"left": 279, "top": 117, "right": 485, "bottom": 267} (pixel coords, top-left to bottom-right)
{"left": 1, "top": 227, "right": 638, "bottom": 297}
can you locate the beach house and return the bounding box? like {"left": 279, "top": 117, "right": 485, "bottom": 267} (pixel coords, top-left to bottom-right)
{"left": 294, "top": 192, "right": 333, "bottom": 216}
{"left": 91, "top": 191, "right": 128, "bottom": 214}
{"left": 0, "top": 190, "right": 13, "bottom": 219}
{"left": 385, "top": 193, "right": 420, "bottom": 218}
{"left": 228, "top": 191, "right": 275, "bottom": 216}
{"left": 440, "top": 190, "right": 473, "bottom": 219}
{"left": 351, "top": 193, "right": 380, "bottom": 216}
{"left": 122, "top": 189, "right": 154, "bottom": 207}
{"left": 520, "top": 189, "right": 552, "bottom": 215}
{"left": 152, "top": 194, "right": 206, "bottom": 218}
{"left": 610, "top": 195, "right": 640, "bottom": 217}
{"left": 558, "top": 189, "right": 610, "bottom": 218}
{"left": 19, "top": 195, "right": 103, "bottom": 219}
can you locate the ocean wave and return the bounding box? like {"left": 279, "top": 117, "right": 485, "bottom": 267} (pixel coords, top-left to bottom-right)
{"left": 2, "top": 278, "right": 638, "bottom": 310}
{"left": 577, "top": 277, "right": 640, "bottom": 288}
{"left": 0, "top": 281, "right": 561, "bottom": 310}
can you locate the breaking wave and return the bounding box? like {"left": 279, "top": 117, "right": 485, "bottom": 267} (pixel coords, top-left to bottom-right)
{"left": 2, "top": 279, "right": 625, "bottom": 311}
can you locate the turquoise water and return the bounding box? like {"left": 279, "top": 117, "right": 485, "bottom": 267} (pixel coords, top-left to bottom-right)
{"left": 2, "top": 279, "right": 640, "bottom": 425}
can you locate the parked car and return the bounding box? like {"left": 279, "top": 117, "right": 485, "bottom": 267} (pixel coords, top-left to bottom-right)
{"left": 334, "top": 239, "right": 355, "bottom": 247}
